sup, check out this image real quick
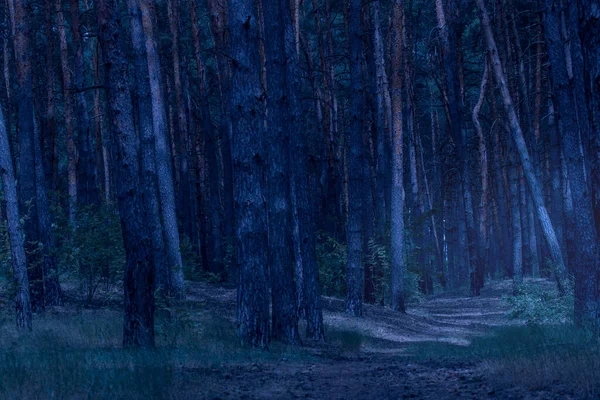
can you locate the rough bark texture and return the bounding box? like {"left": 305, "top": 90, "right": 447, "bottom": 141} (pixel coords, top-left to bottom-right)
{"left": 346, "top": 0, "right": 365, "bottom": 317}
{"left": 229, "top": 0, "right": 270, "bottom": 347}
{"left": 542, "top": 0, "right": 598, "bottom": 327}
{"left": 139, "top": 0, "right": 186, "bottom": 299}
{"left": 96, "top": 0, "right": 155, "bottom": 348}
{"left": 0, "top": 102, "right": 32, "bottom": 331}
{"left": 262, "top": 0, "right": 300, "bottom": 344}
{"left": 475, "top": 0, "right": 568, "bottom": 293}
{"left": 56, "top": 0, "right": 78, "bottom": 225}
{"left": 390, "top": 0, "right": 406, "bottom": 313}
{"left": 10, "top": 0, "right": 45, "bottom": 311}
{"left": 127, "top": 0, "right": 169, "bottom": 295}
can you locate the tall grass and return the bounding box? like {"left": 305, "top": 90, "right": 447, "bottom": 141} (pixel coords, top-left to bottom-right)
{"left": 0, "top": 309, "right": 310, "bottom": 400}
{"left": 411, "top": 325, "right": 600, "bottom": 397}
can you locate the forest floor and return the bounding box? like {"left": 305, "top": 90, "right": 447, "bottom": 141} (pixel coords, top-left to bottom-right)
{"left": 1, "top": 278, "right": 598, "bottom": 399}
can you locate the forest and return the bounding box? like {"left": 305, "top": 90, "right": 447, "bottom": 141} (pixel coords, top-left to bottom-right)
{"left": 0, "top": 0, "right": 599, "bottom": 398}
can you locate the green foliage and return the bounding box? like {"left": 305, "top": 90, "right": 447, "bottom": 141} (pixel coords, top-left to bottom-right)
{"left": 317, "top": 233, "right": 423, "bottom": 305}
{"left": 316, "top": 232, "right": 347, "bottom": 297}
{"left": 51, "top": 200, "right": 125, "bottom": 304}
{"left": 505, "top": 282, "right": 574, "bottom": 325}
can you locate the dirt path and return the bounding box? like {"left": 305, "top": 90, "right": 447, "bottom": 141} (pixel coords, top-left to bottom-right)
{"left": 178, "top": 279, "right": 570, "bottom": 399}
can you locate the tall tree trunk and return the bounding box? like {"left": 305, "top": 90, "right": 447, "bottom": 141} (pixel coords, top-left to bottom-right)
{"left": 70, "top": 0, "right": 97, "bottom": 206}
{"left": 371, "top": 0, "right": 389, "bottom": 240}
{"left": 56, "top": 0, "right": 78, "bottom": 225}
{"left": 166, "top": 0, "right": 193, "bottom": 244}
{"left": 262, "top": 0, "right": 300, "bottom": 344}
{"left": 0, "top": 101, "right": 32, "bottom": 331}
{"left": 543, "top": 0, "right": 598, "bottom": 326}
{"left": 190, "top": 0, "right": 222, "bottom": 276}
{"left": 34, "top": 108, "right": 62, "bottom": 306}
{"left": 10, "top": 0, "right": 45, "bottom": 311}
{"left": 390, "top": 0, "right": 405, "bottom": 313}
{"left": 126, "top": 0, "right": 169, "bottom": 295}
{"left": 139, "top": 0, "right": 186, "bottom": 299}
{"left": 475, "top": 0, "right": 568, "bottom": 293}
{"left": 229, "top": 0, "right": 270, "bottom": 347}
{"left": 435, "top": 0, "right": 481, "bottom": 295}
{"left": 96, "top": 0, "right": 155, "bottom": 348}
{"left": 509, "top": 144, "right": 523, "bottom": 292}
{"left": 207, "top": 0, "right": 235, "bottom": 265}
{"left": 346, "top": 0, "right": 365, "bottom": 317}
{"left": 472, "top": 57, "right": 489, "bottom": 294}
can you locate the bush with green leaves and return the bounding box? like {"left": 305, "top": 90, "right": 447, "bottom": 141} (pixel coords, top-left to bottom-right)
{"left": 317, "top": 232, "right": 347, "bottom": 297}
{"left": 505, "top": 281, "right": 574, "bottom": 325}
{"left": 52, "top": 201, "right": 126, "bottom": 304}
{"left": 317, "top": 232, "right": 423, "bottom": 305}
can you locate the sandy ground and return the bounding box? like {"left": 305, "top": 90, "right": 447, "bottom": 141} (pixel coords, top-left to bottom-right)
{"left": 176, "top": 279, "right": 575, "bottom": 400}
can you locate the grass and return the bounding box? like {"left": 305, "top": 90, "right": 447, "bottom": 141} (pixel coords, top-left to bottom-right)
{"left": 0, "top": 308, "right": 313, "bottom": 400}
{"left": 410, "top": 324, "right": 600, "bottom": 397}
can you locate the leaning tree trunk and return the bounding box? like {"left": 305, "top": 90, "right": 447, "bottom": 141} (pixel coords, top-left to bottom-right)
{"left": 96, "top": 0, "right": 155, "bottom": 348}
{"left": 229, "top": 0, "right": 270, "bottom": 347}
{"left": 475, "top": 0, "right": 568, "bottom": 293}
{"left": 139, "top": 0, "right": 186, "bottom": 299}
{"left": 0, "top": 102, "right": 32, "bottom": 331}
{"left": 390, "top": 0, "right": 406, "bottom": 313}
{"left": 345, "top": 0, "right": 365, "bottom": 317}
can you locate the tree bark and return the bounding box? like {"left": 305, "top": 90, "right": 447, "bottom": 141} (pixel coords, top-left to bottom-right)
{"left": 139, "top": 0, "right": 186, "bottom": 299}
{"left": 262, "top": 0, "right": 301, "bottom": 344}
{"left": 96, "top": 0, "right": 155, "bottom": 348}
{"left": 0, "top": 100, "right": 32, "bottom": 331}
{"left": 475, "top": 0, "right": 568, "bottom": 293}
{"left": 390, "top": 0, "right": 406, "bottom": 313}
{"left": 126, "top": 0, "right": 169, "bottom": 295}
{"left": 228, "top": 0, "right": 270, "bottom": 347}
{"left": 56, "top": 0, "right": 78, "bottom": 225}
{"left": 345, "top": 0, "right": 365, "bottom": 317}
{"left": 543, "top": 0, "right": 598, "bottom": 326}
{"left": 10, "top": 0, "right": 45, "bottom": 311}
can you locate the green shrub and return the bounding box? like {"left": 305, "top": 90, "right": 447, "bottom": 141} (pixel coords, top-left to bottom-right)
{"left": 505, "top": 281, "right": 573, "bottom": 325}
{"left": 317, "top": 232, "right": 347, "bottom": 297}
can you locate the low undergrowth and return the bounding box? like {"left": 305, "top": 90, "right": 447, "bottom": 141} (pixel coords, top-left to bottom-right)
{"left": 411, "top": 324, "right": 600, "bottom": 397}
{"left": 0, "top": 309, "right": 311, "bottom": 400}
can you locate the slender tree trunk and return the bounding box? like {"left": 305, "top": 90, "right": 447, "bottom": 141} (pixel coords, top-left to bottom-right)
{"left": 473, "top": 57, "right": 489, "bottom": 293}
{"left": 190, "top": 0, "right": 222, "bottom": 276}
{"left": 126, "top": 0, "right": 169, "bottom": 295}
{"left": 435, "top": 0, "right": 480, "bottom": 295}
{"left": 96, "top": 0, "right": 155, "bottom": 348}
{"left": 56, "top": 0, "right": 78, "bottom": 225}
{"left": 390, "top": 0, "right": 405, "bottom": 313}
{"left": 10, "top": 0, "right": 45, "bottom": 311}
{"left": 475, "top": 0, "right": 568, "bottom": 293}
{"left": 0, "top": 102, "right": 32, "bottom": 331}
{"left": 139, "top": 0, "right": 186, "bottom": 299}
{"left": 345, "top": 0, "right": 365, "bottom": 317}
{"left": 371, "top": 0, "right": 389, "bottom": 240}
{"left": 34, "top": 108, "right": 62, "bottom": 306}
{"left": 229, "top": 0, "right": 270, "bottom": 347}
{"left": 70, "top": 0, "right": 97, "bottom": 206}
{"left": 509, "top": 144, "right": 523, "bottom": 292}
